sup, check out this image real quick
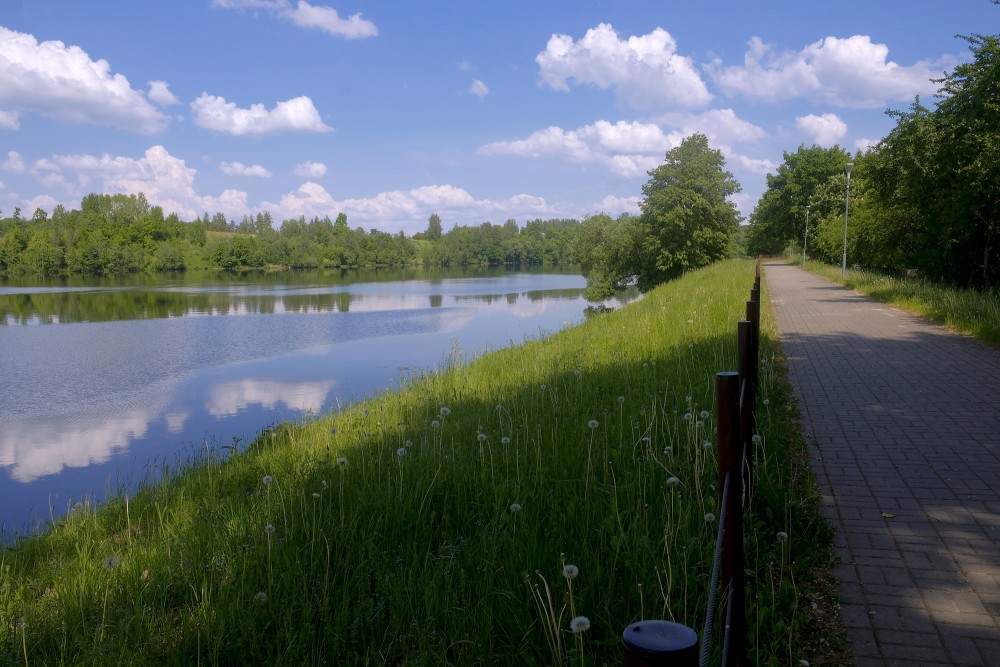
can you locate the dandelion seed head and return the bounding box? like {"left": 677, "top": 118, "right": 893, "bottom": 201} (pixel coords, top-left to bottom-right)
{"left": 540, "top": 383, "right": 547, "bottom": 390}
{"left": 663, "top": 446, "right": 673, "bottom": 457}
{"left": 570, "top": 616, "right": 590, "bottom": 633}
{"left": 752, "top": 434, "right": 762, "bottom": 444}
{"left": 666, "top": 476, "right": 680, "bottom": 486}
{"left": 777, "top": 531, "right": 789, "bottom": 542}
{"left": 477, "top": 433, "right": 487, "bottom": 442}
{"left": 255, "top": 591, "right": 268, "bottom": 603}
{"left": 574, "top": 369, "right": 581, "bottom": 377}
{"left": 509, "top": 503, "right": 522, "bottom": 513}
{"left": 587, "top": 419, "right": 599, "bottom": 429}
{"left": 337, "top": 457, "right": 348, "bottom": 466}
{"left": 312, "top": 492, "right": 321, "bottom": 499}
{"left": 103, "top": 555, "right": 121, "bottom": 569}
{"left": 495, "top": 404, "right": 502, "bottom": 411}
{"left": 439, "top": 407, "right": 451, "bottom": 416}
{"left": 563, "top": 564, "right": 579, "bottom": 579}
{"left": 431, "top": 420, "right": 440, "bottom": 428}
{"left": 763, "top": 399, "right": 771, "bottom": 406}
{"left": 641, "top": 435, "right": 650, "bottom": 442}
{"left": 501, "top": 436, "right": 511, "bottom": 445}
{"left": 704, "top": 513, "right": 716, "bottom": 523}
{"left": 262, "top": 475, "right": 273, "bottom": 485}
{"left": 617, "top": 395, "right": 625, "bottom": 403}
{"left": 396, "top": 448, "right": 407, "bottom": 458}
{"left": 405, "top": 440, "right": 413, "bottom": 448}
{"left": 265, "top": 524, "right": 275, "bottom": 534}
{"left": 702, "top": 440, "right": 712, "bottom": 449}
{"left": 682, "top": 412, "right": 692, "bottom": 421}
{"left": 699, "top": 410, "right": 710, "bottom": 420}
{"left": 321, "top": 480, "right": 328, "bottom": 489}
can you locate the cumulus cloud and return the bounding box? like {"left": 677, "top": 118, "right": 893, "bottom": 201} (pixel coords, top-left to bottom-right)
{"left": 2, "top": 151, "right": 26, "bottom": 173}
{"left": 220, "top": 161, "right": 272, "bottom": 178}
{"left": 191, "top": 93, "right": 332, "bottom": 135}
{"left": 285, "top": 1, "right": 378, "bottom": 38}
{"left": 213, "top": 0, "right": 377, "bottom": 39}
{"left": 295, "top": 161, "right": 328, "bottom": 177}
{"left": 796, "top": 113, "right": 848, "bottom": 146}
{"left": 479, "top": 120, "right": 683, "bottom": 177}
{"left": 658, "top": 108, "right": 766, "bottom": 146}
{"left": 34, "top": 145, "right": 250, "bottom": 220}
{"left": 707, "top": 35, "right": 951, "bottom": 108}
{"left": 263, "top": 182, "right": 563, "bottom": 234}
{"left": 147, "top": 80, "right": 180, "bottom": 106}
{"left": 0, "top": 110, "right": 20, "bottom": 130}
{"left": 536, "top": 23, "right": 712, "bottom": 111}
{"left": 469, "top": 79, "right": 489, "bottom": 98}
{"left": 0, "top": 26, "right": 168, "bottom": 133}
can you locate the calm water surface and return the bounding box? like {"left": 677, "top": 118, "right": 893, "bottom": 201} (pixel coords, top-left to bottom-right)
{"left": 1, "top": 267, "right": 635, "bottom": 539}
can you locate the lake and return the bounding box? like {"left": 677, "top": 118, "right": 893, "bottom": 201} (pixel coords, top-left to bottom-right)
{"left": 0, "top": 266, "right": 636, "bottom": 540}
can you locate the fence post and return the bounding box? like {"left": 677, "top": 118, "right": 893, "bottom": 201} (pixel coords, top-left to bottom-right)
{"left": 622, "top": 620, "right": 698, "bottom": 666}
{"left": 716, "top": 371, "right": 746, "bottom": 667}
{"left": 737, "top": 321, "right": 754, "bottom": 511}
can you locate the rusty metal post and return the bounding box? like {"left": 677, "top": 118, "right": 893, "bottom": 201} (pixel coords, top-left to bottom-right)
{"left": 737, "top": 321, "right": 754, "bottom": 511}
{"left": 716, "top": 371, "right": 746, "bottom": 667}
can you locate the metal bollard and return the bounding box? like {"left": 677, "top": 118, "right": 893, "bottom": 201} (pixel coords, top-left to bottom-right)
{"left": 622, "top": 620, "right": 698, "bottom": 666}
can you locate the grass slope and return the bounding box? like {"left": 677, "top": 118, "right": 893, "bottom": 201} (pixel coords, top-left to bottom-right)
{"left": 1, "top": 259, "right": 836, "bottom": 666}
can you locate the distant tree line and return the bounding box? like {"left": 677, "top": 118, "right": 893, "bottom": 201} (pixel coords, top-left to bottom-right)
{"left": 746, "top": 33, "right": 1000, "bottom": 288}
{"left": 0, "top": 195, "right": 582, "bottom": 277}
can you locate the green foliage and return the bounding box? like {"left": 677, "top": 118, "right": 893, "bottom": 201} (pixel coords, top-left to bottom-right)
{"left": 574, "top": 213, "right": 640, "bottom": 300}
{"left": 863, "top": 33, "right": 1000, "bottom": 286}
{"left": 0, "top": 260, "right": 831, "bottom": 665}
{"left": 745, "top": 145, "right": 852, "bottom": 256}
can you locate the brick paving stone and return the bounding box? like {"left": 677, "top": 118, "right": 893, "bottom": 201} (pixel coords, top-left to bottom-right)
{"left": 765, "top": 263, "right": 1000, "bottom": 665}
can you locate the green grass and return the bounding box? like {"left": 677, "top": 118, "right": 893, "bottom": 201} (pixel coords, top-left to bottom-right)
{"left": 0, "top": 259, "right": 836, "bottom": 665}
{"left": 801, "top": 260, "right": 1000, "bottom": 346}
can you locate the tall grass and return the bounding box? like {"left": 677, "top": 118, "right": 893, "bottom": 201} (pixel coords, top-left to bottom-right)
{"left": 0, "top": 259, "right": 831, "bottom": 665}
{"left": 802, "top": 260, "right": 1000, "bottom": 346}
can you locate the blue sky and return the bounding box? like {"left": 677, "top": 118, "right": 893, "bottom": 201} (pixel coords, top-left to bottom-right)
{"left": 0, "top": 1, "right": 996, "bottom": 234}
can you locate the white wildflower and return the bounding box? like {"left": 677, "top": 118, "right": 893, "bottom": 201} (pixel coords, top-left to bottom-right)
{"left": 563, "top": 564, "right": 579, "bottom": 579}
{"left": 570, "top": 616, "right": 590, "bottom": 633}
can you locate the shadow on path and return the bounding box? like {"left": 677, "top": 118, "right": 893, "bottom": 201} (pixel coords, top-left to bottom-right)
{"left": 764, "top": 262, "right": 1000, "bottom": 667}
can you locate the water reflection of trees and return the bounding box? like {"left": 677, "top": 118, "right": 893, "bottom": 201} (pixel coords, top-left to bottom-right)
{"left": 1, "top": 272, "right": 639, "bottom": 325}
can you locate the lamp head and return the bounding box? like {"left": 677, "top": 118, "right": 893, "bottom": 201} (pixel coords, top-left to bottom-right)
{"left": 845, "top": 162, "right": 854, "bottom": 177}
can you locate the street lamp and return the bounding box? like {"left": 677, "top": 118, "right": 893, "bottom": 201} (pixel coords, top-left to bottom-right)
{"left": 841, "top": 162, "right": 853, "bottom": 279}
{"left": 802, "top": 204, "right": 811, "bottom": 266}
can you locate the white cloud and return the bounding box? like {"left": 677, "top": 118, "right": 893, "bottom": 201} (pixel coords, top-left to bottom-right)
{"left": 707, "top": 35, "right": 950, "bottom": 108}
{"left": 206, "top": 379, "right": 334, "bottom": 417}
{"left": 0, "top": 110, "right": 20, "bottom": 130}
{"left": 147, "top": 80, "right": 180, "bottom": 106}
{"left": 469, "top": 79, "right": 489, "bottom": 98}
{"left": 295, "top": 161, "right": 328, "bottom": 177}
{"left": 659, "top": 108, "right": 766, "bottom": 146}
{"left": 536, "top": 23, "right": 712, "bottom": 111}
{"left": 284, "top": 1, "right": 377, "bottom": 39}
{"left": 213, "top": 0, "right": 377, "bottom": 39}
{"left": 220, "top": 161, "right": 273, "bottom": 178}
{"left": 35, "top": 145, "right": 251, "bottom": 220}
{"left": 479, "top": 120, "right": 682, "bottom": 177}
{"left": 191, "top": 93, "right": 332, "bottom": 135}
{"left": 263, "top": 182, "right": 564, "bottom": 234}
{"left": 2, "top": 151, "right": 26, "bottom": 173}
{"left": 0, "top": 26, "right": 168, "bottom": 133}
{"left": 796, "top": 113, "right": 848, "bottom": 146}
{"left": 591, "top": 194, "right": 640, "bottom": 217}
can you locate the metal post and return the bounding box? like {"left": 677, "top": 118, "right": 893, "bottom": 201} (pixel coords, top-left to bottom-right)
{"left": 737, "top": 321, "right": 754, "bottom": 511}
{"left": 715, "top": 372, "right": 746, "bottom": 667}
{"left": 841, "top": 163, "right": 853, "bottom": 279}
{"left": 622, "top": 620, "right": 698, "bottom": 666}
{"left": 802, "top": 205, "right": 810, "bottom": 265}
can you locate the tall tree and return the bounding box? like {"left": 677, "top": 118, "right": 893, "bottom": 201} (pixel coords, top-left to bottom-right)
{"left": 425, "top": 213, "right": 443, "bottom": 241}
{"left": 745, "top": 144, "right": 852, "bottom": 256}
{"left": 635, "top": 133, "right": 742, "bottom": 290}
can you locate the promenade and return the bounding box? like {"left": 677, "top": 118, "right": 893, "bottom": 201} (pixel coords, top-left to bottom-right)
{"left": 764, "top": 262, "right": 1000, "bottom": 666}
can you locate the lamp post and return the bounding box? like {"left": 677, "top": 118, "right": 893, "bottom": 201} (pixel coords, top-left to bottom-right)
{"left": 841, "top": 162, "right": 853, "bottom": 279}
{"left": 802, "top": 204, "right": 811, "bottom": 266}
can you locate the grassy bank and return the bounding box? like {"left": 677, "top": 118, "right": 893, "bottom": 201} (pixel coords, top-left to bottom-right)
{"left": 800, "top": 260, "right": 1000, "bottom": 346}
{"left": 1, "top": 259, "right": 836, "bottom": 665}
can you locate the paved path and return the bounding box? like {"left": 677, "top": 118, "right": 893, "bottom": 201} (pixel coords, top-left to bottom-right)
{"left": 764, "top": 262, "right": 1000, "bottom": 667}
